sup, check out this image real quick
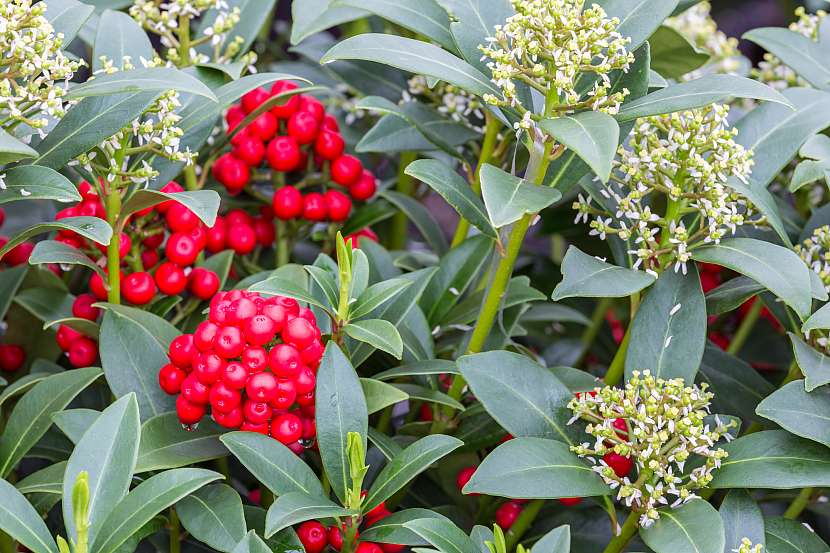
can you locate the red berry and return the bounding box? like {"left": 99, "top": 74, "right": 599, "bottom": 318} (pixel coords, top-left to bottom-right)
{"left": 456, "top": 466, "right": 477, "bottom": 493}
{"left": 0, "top": 344, "right": 25, "bottom": 372}
{"left": 270, "top": 379, "right": 297, "bottom": 410}
{"left": 249, "top": 112, "right": 278, "bottom": 141}
{"left": 253, "top": 217, "right": 275, "bottom": 247}
{"left": 349, "top": 171, "right": 377, "bottom": 201}
{"left": 287, "top": 111, "right": 320, "bottom": 145}
{"left": 143, "top": 231, "right": 164, "bottom": 249}
{"left": 495, "top": 501, "right": 523, "bottom": 529}
{"left": 299, "top": 96, "right": 325, "bottom": 121}
{"left": 223, "top": 361, "right": 249, "bottom": 389}
{"left": 558, "top": 497, "right": 582, "bottom": 506}
{"left": 302, "top": 193, "right": 327, "bottom": 221}
{"left": 300, "top": 341, "right": 324, "bottom": 367}
{"left": 331, "top": 155, "right": 363, "bottom": 186}
{"left": 158, "top": 182, "right": 185, "bottom": 211}
{"left": 245, "top": 314, "right": 277, "bottom": 345}
{"left": 242, "top": 400, "right": 272, "bottom": 424}
{"left": 123, "top": 272, "right": 157, "bottom": 305}
{"left": 155, "top": 262, "right": 188, "bottom": 296}
{"left": 242, "top": 421, "right": 270, "bottom": 435}
{"left": 612, "top": 418, "right": 628, "bottom": 438}
{"left": 194, "top": 321, "right": 219, "bottom": 352}
{"left": 89, "top": 273, "right": 108, "bottom": 301}
{"left": 96, "top": 233, "right": 131, "bottom": 259}
{"left": 166, "top": 202, "right": 200, "bottom": 233}
{"left": 176, "top": 395, "right": 206, "bottom": 425}
{"left": 159, "top": 363, "right": 186, "bottom": 394}
{"left": 225, "top": 105, "right": 245, "bottom": 128}
{"left": 3, "top": 241, "right": 34, "bottom": 266}
{"left": 141, "top": 249, "right": 159, "bottom": 269}
{"left": 78, "top": 181, "right": 98, "bottom": 201}
{"left": 166, "top": 233, "right": 199, "bottom": 266}
{"left": 603, "top": 452, "right": 633, "bottom": 478}
{"left": 297, "top": 521, "right": 328, "bottom": 553}
{"left": 270, "top": 412, "right": 302, "bottom": 444}
{"left": 229, "top": 297, "right": 258, "bottom": 323}
{"left": 226, "top": 224, "right": 257, "bottom": 255}
{"left": 324, "top": 189, "right": 352, "bottom": 222}
{"left": 328, "top": 527, "right": 344, "bottom": 551}
{"left": 295, "top": 366, "right": 316, "bottom": 395}
{"left": 273, "top": 186, "right": 304, "bottom": 220}
{"left": 322, "top": 114, "right": 340, "bottom": 132}
{"left": 266, "top": 136, "right": 302, "bottom": 172}
{"left": 72, "top": 293, "right": 101, "bottom": 321}
{"left": 246, "top": 371, "right": 278, "bottom": 402}
{"left": 242, "top": 88, "right": 270, "bottom": 114}
{"left": 68, "top": 336, "right": 98, "bottom": 367}
{"left": 234, "top": 136, "right": 266, "bottom": 166}
{"left": 270, "top": 81, "right": 301, "bottom": 119}
{"left": 242, "top": 345, "right": 269, "bottom": 373}
{"left": 188, "top": 268, "right": 220, "bottom": 300}
{"left": 169, "top": 334, "right": 196, "bottom": 368}
{"left": 194, "top": 352, "right": 225, "bottom": 385}
{"left": 215, "top": 325, "right": 245, "bottom": 358}
{"left": 56, "top": 324, "right": 82, "bottom": 351}
{"left": 314, "top": 130, "right": 345, "bottom": 161}
{"left": 218, "top": 155, "right": 250, "bottom": 193}
{"left": 213, "top": 406, "right": 244, "bottom": 429}
{"left": 206, "top": 217, "right": 227, "bottom": 253}
{"left": 181, "top": 374, "right": 210, "bottom": 404}
{"left": 275, "top": 296, "right": 300, "bottom": 316}
{"left": 210, "top": 381, "right": 242, "bottom": 413}
{"left": 355, "top": 543, "right": 383, "bottom": 553}
{"left": 283, "top": 317, "right": 317, "bottom": 349}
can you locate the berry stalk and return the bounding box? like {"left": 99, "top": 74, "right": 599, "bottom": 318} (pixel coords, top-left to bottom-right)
{"left": 106, "top": 187, "right": 122, "bottom": 304}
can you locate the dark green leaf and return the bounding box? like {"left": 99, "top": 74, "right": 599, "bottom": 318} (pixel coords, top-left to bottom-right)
{"left": 121, "top": 190, "right": 220, "bottom": 227}
{"left": 765, "top": 517, "right": 828, "bottom": 553}
{"left": 334, "top": 0, "right": 454, "bottom": 50}
{"left": 789, "top": 333, "right": 830, "bottom": 392}
{"left": 15, "top": 461, "right": 66, "bottom": 496}
{"left": 648, "top": 26, "right": 709, "bottom": 79}
{"left": 360, "top": 509, "right": 449, "bottom": 546}
{"left": 639, "top": 500, "right": 724, "bottom": 553}
{"left": 53, "top": 408, "right": 100, "bottom": 443}
{"left": 249, "top": 277, "right": 331, "bottom": 314}
{"left": 361, "top": 379, "right": 409, "bottom": 415}
{"left": 531, "top": 525, "right": 570, "bottom": 553}
{"left": 28, "top": 240, "right": 104, "bottom": 278}
{"left": 373, "top": 360, "right": 458, "bottom": 381}
{"left": 0, "top": 265, "right": 28, "bottom": 322}
{"left": 698, "top": 345, "right": 774, "bottom": 422}
{"left": 480, "top": 164, "right": 562, "bottom": 228}
{"left": 66, "top": 67, "right": 217, "bottom": 101}
{"left": 705, "top": 276, "right": 763, "bottom": 315}
{"left": 136, "top": 412, "right": 228, "bottom": 473}
{"left": 176, "top": 483, "right": 246, "bottom": 553}
{"left": 719, "top": 490, "right": 764, "bottom": 553}
{"left": 0, "top": 166, "right": 80, "bottom": 205}
{"left": 0, "top": 129, "right": 37, "bottom": 165}
{"left": 436, "top": 0, "right": 513, "bottom": 72}
{"left": 351, "top": 278, "right": 413, "bottom": 321}
{"left": 92, "top": 10, "right": 153, "bottom": 72}
{"left": 391, "top": 383, "right": 464, "bottom": 411}
{"left": 345, "top": 319, "right": 404, "bottom": 359}
{"left": 538, "top": 112, "right": 619, "bottom": 183}
{"left": 552, "top": 246, "right": 655, "bottom": 300}
{"left": 265, "top": 493, "right": 354, "bottom": 537}
{"left": 0, "top": 217, "right": 112, "bottom": 261}
{"left": 290, "top": 0, "right": 366, "bottom": 45}
{"left": 597, "top": 0, "right": 679, "bottom": 50}
{"left": 403, "top": 519, "right": 479, "bottom": 553}
{"left": 380, "top": 190, "right": 449, "bottom": 255}
{"left": 0, "top": 479, "right": 58, "bottom": 553}
{"left": 756, "top": 381, "right": 830, "bottom": 447}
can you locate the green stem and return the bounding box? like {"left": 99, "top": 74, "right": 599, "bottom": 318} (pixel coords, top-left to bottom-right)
{"left": 451, "top": 114, "right": 501, "bottom": 248}
{"left": 178, "top": 15, "right": 191, "bottom": 66}
{"left": 604, "top": 323, "right": 632, "bottom": 386}
{"left": 727, "top": 298, "right": 762, "bottom": 355}
{"left": 376, "top": 406, "right": 393, "bottom": 434}
{"left": 783, "top": 487, "right": 814, "bottom": 519}
{"left": 276, "top": 219, "right": 289, "bottom": 267}
{"left": 390, "top": 152, "right": 417, "bottom": 250}
{"left": 106, "top": 189, "right": 122, "bottom": 304}
{"left": 183, "top": 165, "right": 198, "bottom": 191}
{"left": 169, "top": 507, "right": 181, "bottom": 553}
{"left": 0, "top": 531, "right": 14, "bottom": 553}
{"left": 504, "top": 499, "right": 544, "bottom": 551}
{"left": 601, "top": 510, "right": 639, "bottom": 553}
{"left": 341, "top": 517, "right": 359, "bottom": 553}
{"left": 577, "top": 298, "right": 612, "bottom": 366}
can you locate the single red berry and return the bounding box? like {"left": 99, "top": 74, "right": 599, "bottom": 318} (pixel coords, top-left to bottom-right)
{"left": 218, "top": 155, "right": 250, "bottom": 193}
{"left": 89, "top": 273, "right": 109, "bottom": 301}
{"left": 295, "top": 366, "right": 316, "bottom": 395}
{"left": 300, "top": 341, "right": 324, "bottom": 367}
{"left": 122, "top": 272, "right": 156, "bottom": 305}
{"left": 242, "top": 400, "right": 272, "bottom": 424}
{"left": 158, "top": 363, "right": 186, "bottom": 394}
{"left": 169, "top": 334, "right": 196, "bottom": 368}
{"left": 245, "top": 314, "right": 277, "bottom": 346}
{"left": 328, "top": 527, "right": 344, "bottom": 551}
{"left": 355, "top": 543, "right": 383, "bottom": 553}
{"left": 283, "top": 317, "right": 317, "bottom": 349}
{"left": 234, "top": 135, "right": 266, "bottom": 166}
{"left": 269, "top": 346, "right": 302, "bottom": 382}
{"left": 246, "top": 371, "right": 278, "bottom": 402}
{"left": 210, "top": 299, "right": 233, "bottom": 325}
{"left": 273, "top": 186, "right": 304, "bottom": 220}
{"left": 241, "top": 421, "right": 270, "bottom": 435}
{"left": 241, "top": 87, "right": 270, "bottom": 114}
{"left": 72, "top": 293, "right": 101, "bottom": 321}
{"left": 68, "top": 336, "right": 98, "bottom": 367}
{"left": 194, "top": 321, "right": 219, "bottom": 352}
{"left": 226, "top": 224, "right": 257, "bottom": 255}
{"left": 558, "top": 497, "right": 582, "bottom": 506}
{"left": 331, "top": 155, "right": 363, "bottom": 186}
{"left": 253, "top": 217, "right": 275, "bottom": 247}
{"left": 3, "top": 241, "right": 34, "bottom": 266}
{"left": 225, "top": 105, "right": 245, "bottom": 128}
{"left": 0, "top": 344, "right": 25, "bottom": 372}
{"left": 380, "top": 544, "right": 405, "bottom": 553}
{"left": 271, "top": 378, "right": 297, "bottom": 411}
{"left": 271, "top": 412, "right": 302, "bottom": 444}
{"left": 56, "top": 324, "right": 82, "bottom": 351}
{"left": 603, "top": 452, "right": 634, "bottom": 478}
{"left": 322, "top": 114, "right": 340, "bottom": 132}
{"left": 365, "top": 502, "right": 391, "bottom": 526}
{"left": 495, "top": 501, "right": 523, "bottom": 529}
{"left": 456, "top": 466, "right": 477, "bottom": 494}
{"left": 302, "top": 193, "right": 327, "bottom": 221}
{"left": 324, "top": 189, "right": 352, "bottom": 222}
{"left": 270, "top": 81, "right": 301, "bottom": 119}
{"left": 142, "top": 230, "right": 164, "bottom": 249}
{"left": 166, "top": 233, "right": 200, "bottom": 266}
{"left": 194, "top": 352, "right": 226, "bottom": 385}
{"left": 229, "top": 297, "right": 258, "bottom": 323}
{"left": 266, "top": 136, "right": 302, "bottom": 172}
{"left": 181, "top": 374, "right": 211, "bottom": 404}
{"left": 166, "top": 202, "right": 200, "bottom": 233}
{"left": 295, "top": 390, "right": 315, "bottom": 407}
{"left": 301, "top": 416, "right": 316, "bottom": 439}
{"left": 155, "top": 262, "right": 188, "bottom": 296}
{"left": 223, "top": 362, "right": 249, "bottom": 389}
{"left": 299, "top": 96, "right": 325, "bottom": 121}
{"left": 612, "top": 418, "right": 628, "bottom": 438}
{"left": 242, "top": 345, "right": 269, "bottom": 373}
{"left": 213, "top": 406, "right": 244, "bottom": 429}
{"left": 141, "top": 249, "right": 159, "bottom": 269}
{"left": 206, "top": 217, "right": 227, "bottom": 253}
{"left": 287, "top": 111, "right": 320, "bottom": 145}
{"left": 349, "top": 170, "right": 377, "bottom": 201}
{"left": 226, "top": 209, "right": 254, "bottom": 227}
{"left": 314, "top": 130, "right": 345, "bottom": 161}
{"left": 215, "top": 325, "right": 245, "bottom": 358}
{"left": 297, "top": 521, "right": 328, "bottom": 553}
{"left": 78, "top": 181, "right": 98, "bottom": 201}
{"left": 176, "top": 395, "right": 206, "bottom": 425}
{"left": 249, "top": 112, "right": 278, "bottom": 141}
{"left": 188, "top": 268, "right": 220, "bottom": 301}
{"left": 210, "top": 381, "right": 242, "bottom": 413}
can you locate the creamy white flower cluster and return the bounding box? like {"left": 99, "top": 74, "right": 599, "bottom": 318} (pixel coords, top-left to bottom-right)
{"left": 753, "top": 7, "right": 825, "bottom": 90}
{"left": 573, "top": 104, "right": 758, "bottom": 275}
{"left": 479, "top": 0, "right": 634, "bottom": 129}
{"left": 405, "top": 76, "right": 485, "bottom": 132}
{"left": 569, "top": 371, "right": 733, "bottom": 528}
{"left": 0, "top": 0, "right": 84, "bottom": 132}
{"left": 665, "top": 1, "right": 742, "bottom": 80}
{"left": 734, "top": 538, "right": 763, "bottom": 553}
{"left": 797, "top": 225, "right": 830, "bottom": 293}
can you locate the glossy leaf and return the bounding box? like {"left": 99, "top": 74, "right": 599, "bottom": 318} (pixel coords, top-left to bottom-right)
{"left": 531, "top": 526, "right": 570, "bottom": 553}
{"left": 743, "top": 27, "right": 830, "bottom": 90}
{"left": 0, "top": 129, "right": 37, "bottom": 164}
{"left": 392, "top": 383, "right": 464, "bottom": 411}
{"left": 53, "top": 408, "right": 100, "bottom": 443}
{"left": 92, "top": 10, "right": 153, "bottom": 72}
{"left": 381, "top": 190, "right": 449, "bottom": 256}
{"left": 597, "top": 0, "right": 679, "bottom": 49}
{"left": 0, "top": 166, "right": 80, "bottom": 205}
{"left": 351, "top": 278, "right": 413, "bottom": 321}
{"left": 360, "top": 508, "right": 450, "bottom": 546}
{"left": 765, "top": 517, "right": 828, "bottom": 553}
{"left": 552, "top": 246, "right": 655, "bottom": 300}
{"left": 373, "top": 360, "right": 459, "bottom": 381}
{"left": 698, "top": 345, "right": 774, "bottom": 422}
{"left": 648, "top": 26, "right": 709, "bottom": 79}
{"left": 176, "top": 483, "right": 246, "bottom": 553}
{"left": 0, "top": 217, "right": 112, "bottom": 261}
{"left": 639, "top": 500, "right": 724, "bottom": 553}
{"left": 28, "top": 240, "right": 104, "bottom": 278}
{"left": 135, "top": 412, "right": 228, "bottom": 473}
{"left": 719, "top": 490, "right": 765, "bottom": 553}
{"left": 789, "top": 333, "right": 830, "bottom": 392}
{"left": 335, "top": 0, "right": 454, "bottom": 50}
{"left": 403, "top": 518, "right": 479, "bottom": 553}
{"left": 344, "top": 319, "right": 404, "bottom": 359}
{"left": 66, "top": 67, "right": 217, "bottom": 101}
{"left": 436, "top": 0, "right": 513, "bottom": 72}
{"left": 121, "top": 190, "right": 220, "bottom": 227}
{"left": 480, "top": 164, "right": 562, "bottom": 228}
{"left": 361, "top": 378, "right": 409, "bottom": 415}
{"left": 231, "top": 530, "right": 274, "bottom": 553}
{"left": 45, "top": 0, "right": 94, "bottom": 44}
{"left": 290, "top": 0, "right": 366, "bottom": 45}
{"left": 538, "top": 112, "right": 619, "bottom": 183}
{"left": 756, "top": 381, "right": 830, "bottom": 447}
{"left": 0, "top": 479, "right": 58, "bottom": 553}
{"left": 265, "top": 492, "right": 354, "bottom": 537}
{"left": 249, "top": 276, "right": 331, "bottom": 313}
{"left": 0, "top": 265, "right": 28, "bottom": 322}
{"left": 705, "top": 276, "right": 763, "bottom": 316}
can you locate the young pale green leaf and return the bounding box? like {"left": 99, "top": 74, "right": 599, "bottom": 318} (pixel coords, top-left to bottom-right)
{"left": 121, "top": 190, "right": 220, "bottom": 227}
{"left": 625, "top": 265, "right": 706, "bottom": 382}
{"left": 250, "top": 276, "right": 332, "bottom": 314}
{"left": 315, "top": 343, "right": 368, "bottom": 504}
{"left": 0, "top": 367, "right": 101, "bottom": 478}
{"left": 0, "top": 129, "right": 37, "bottom": 164}
{"left": 28, "top": 240, "right": 104, "bottom": 278}
{"left": 92, "top": 468, "right": 222, "bottom": 553}
{"left": 710, "top": 430, "right": 830, "bottom": 489}
{"left": 265, "top": 492, "right": 354, "bottom": 537}
{"left": 351, "top": 278, "right": 413, "bottom": 321}
{"left": 691, "top": 238, "right": 812, "bottom": 320}
{"left": 135, "top": 412, "right": 227, "bottom": 473}
{"left": 92, "top": 9, "right": 153, "bottom": 72}
{"left": 704, "top": 276, "right": 763, "bottom": 315}
{"left": 648, "top": 26, "right": 710, "bottom": 79}
{"left": 176, "top": 483, "right": 247, "bottom": 553}
{"left": 344, "top": 319, "right": 404, "bottom": 359}
{"left": 321, "top": 34, "right": 499, "bottom": 98}
{"left": 463, "top": 437, "right": 609, "bottom": 499}
{"left": 616, "top": 74, "right": 791, "bottom": 122}
{"left": 0, "top": 479, "right": 59, "bottom": 553}
{"left": 480, "top": 164, "right": 562, "bottom": 228}
{"left": 63, "top": 394, "right": 141, "bottom": 544}
{"left": 530, "top": 525, "right": 570, "bottom": 553}
{"left": 789, "top": 333, "right": 830, "bottom": 392}
{"left": 639, "top": 500, "right": 724, "bottom": 553}
{"left": 45, "top": 0, "right": 94, "bottom": 44}
{"left": 538, "top": 112, "right": 619, "bottom": 183}
{"left": 380, "top": 190, "right": 449, "bottom": 255}
{"left": 53, "top": 409, "right": 100, "bottom": 444}
{"left": 66, "top": 67, "right": 217, "bottom": 101}
{"left": 552, "top": 246, "right": 655, "bottom": 300}
{"left": 0, "top": 217, "right": 111, "bottom": 261}
{"left": 756, "top": 381, "right": 830, "bottom": 447}
{"left": 220, "top": 432, "right": 323, "bottom": 497}
{"left": 361, "top": 378, "right": 409, "bottom": 415}
{"left": 0, "top": 166, "right": 80, "bottom": 205}
{"left": 743, "top": 27, "right": 830, "bottom": 90}
{"left": 365, "top": 435, "right": 463, "bottom": 511}
{"left": 404, "top": 159, "right": 497, "bottom": 240}
{"left": 719, "top": 490, "right": 765, "bottom": 553}
{"left": 99, "top": 304, "right": 179, "bottom": 420}
{"left": 290, "top": 0, "right": 366, "bottom": 45}
{"left": 360, "top": 509, "right": 449, "bottom": 546}
{"left": 334, "top": 0, "right": 454, "bottom": 50}
{"left": 698, "top": 345, "right": 774, "bottom": 422}
{"left": 597, "top": 0, "right": 679, "bottom": 50}
{"left": 765, "top": 517, "right": 828, "bottom": 553}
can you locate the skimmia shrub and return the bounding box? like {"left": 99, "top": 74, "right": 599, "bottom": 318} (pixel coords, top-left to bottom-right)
{"left": 4, "top": 1, "right": 830, "bottom": 553}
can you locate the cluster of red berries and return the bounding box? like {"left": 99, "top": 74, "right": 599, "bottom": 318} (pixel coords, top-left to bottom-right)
{"left": 206, "top": 207, "right": 276, "bottom": 257}
{"left": 0, "top": 207, "right": 34, "bottom": 267}
{"left": 295, "top": 496, "right": 403, "bottom": 553}
{"left": 212, "top": 80, "right": 377, "bottom": 223}
{"left": 0, "top": 207, "right": 28, "bottom": 372}
{"left": 159, "top": 289, "right": 323, "bottom": 450}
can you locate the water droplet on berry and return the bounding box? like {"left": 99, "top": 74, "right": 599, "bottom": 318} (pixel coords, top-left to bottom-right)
{"left": 299, "top": 438, "right": 315, "bottom": 449}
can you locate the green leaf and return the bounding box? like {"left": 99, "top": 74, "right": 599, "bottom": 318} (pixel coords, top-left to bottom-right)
{"left": 691, "top": 238, "right": 813, "bottom": 320}
{"left": 231, "top": 530, "right": 274, "bottom": 553}
{"left": 0, "top": 367, "right": 101, "bottom": 478}
{"left": 392, "top": 384, "right": 464, "bottom": 411}
{"left": 0, "top": 265, "right": 28, "bottom": 322}
{"left": 380, "top": 190, "right": 449, "bottom": 256}
{"left": 0, "top": 166, "right": 80, "bottom": 205}
{"left": 305, "top": 265, "right": 338, "bottom": 311}
{"left": 404, "top": 159, "right": 496, "bottom": 239}
{"left": 0, "top": 479, "right": 58, "bottom": 553}
{"left": 616, "top": 75, "right": 791, "bottom": 122}
{"left": 365, "top": 434, "right": 462, "bottom": 511}
{"left": 552, "top": 246, "right": 655, "bottom": 300}
{"left": 705, "top": 276, "right": 763, "bottom": 316}
{"left": 45, "top": 0, "right": 94, "bottom": 45}
{"left": 802, "top": 300, "right": 830, "bottom": 333}
{"left": 480, "top": 164, "right": 562, "bottom": 228}
{"left": 0, "top": 361, "right": 62, "bottom": 409}
{"left": 719, "top": 490, "right": 765, "bottom": 553}
{"left": 220, "top": 432, "right": 323, "bottom": 497}
{"left": 358, "top": 108, "right": 477, "bottom": 155}
{"left": 756, "top": 381, "right": 830, "bottom": 447}
{"left": 28, "top": 240, "right": 104, "bottom": 278}
{"left": 597, "top": 0, "right": 679, "bottom": 50}
{"left": 92, "top": 468, "right": 222, "bottom": 553}
{"left": 121, "top": 190, "right": 220, "bottom": 227}
{"left": 648, "top": 26, "right": 709, "bottom": 79}
{"left": 698, "top": 345, "right": 774, "bottom": 422}
{"left": 315, "top": 343, "right": 368, "bottom": 504}
{"left": 351, "top": 278, "right": 413, "bottom": 321}
{"left": 403, "top": 518, "right": 479, "bottom": 553}
{"left": 345, "top": 319, "right": 404, "bottom": 359}
{"left": 0, "top": 129, "right": 37, "bottom": 164}
{"left": 249, "top": 277, "right": 331, "bottom": 314}
{"left": 0, "top": 217, "right": 111, "bottom": 261}
{"left": 197, "top": 250, "right": 235, "bottom": 290}
{"left": 458, "top": 351, "right": 575, "bottom": 443}
{"left": 334, "top": 0, "right": 454, "bottom": 50}
{"left": 35, "top": 92, "right": 160, "bottom": 169}
{"left": 321, "top": 34, "right": 499, "bottom": 98}
{"left": 361, "top": 378, "right": 409, "bottom": 415}
{"left": 436, "top": 0, "right": 513, "bottom": 72}
{"left": 765, "top": 517, "right": 829, "bottom": 553}
{"left": 176, "top": 483, "right": 246, "bottom": 553}
{"left": 265, "top": 492, "right": 354, "bottom": 537}
{"left": 53, "top": 409, "right": 100, "bottom": 444}
{"left": 531, "top": 525, "right": 570, "bottom": 553}
{"left": 360, "top": 509, "right": 450, "bottom": 546}
{"left": 63, "top": 394, "right": 141, "bottom": 544}
{"left": 710, "top": 430, "right": 830, "bottom": 489}
{"left": 367, "top": 427, "right": 403, "bottom": 461}
{"left": 135, "top": 412, "right": 227, "bottom": 473}
{"left": 66, "top": 67, "right": 217, "bottom": 101}
{"left": 463, "top": 437, "right": 609, "bottom": 499}
{"left": 99, "top": 304, "right": 179, "bottom": 420}
{"left": 16, "top": 461, "right": 66, "bottom": 496}
{"left": 625, "top": 265, "right": 706, "bottom": 382}
{"left": 373, "top": 360, "right": 458, "bottom": 381}
{"left": 92, "top": 9, "right": 153, "bottom": 72}
{"left": 789, "top": 333, "right": 830, "bottom": 392}
{"left": 639, "top": 500, "right": 724, "bottom": 553}
{"left": 290, "top": 0, "right": 366, "bottom": 45}
{"left": 538, "top": 112, "right": 619, "bottom": 183}
{"left": 743, "top": 27, "right": 830, "bottom": 90}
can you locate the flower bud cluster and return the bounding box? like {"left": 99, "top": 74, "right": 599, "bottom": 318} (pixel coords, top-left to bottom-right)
{"left": 797, "top": 225, "right": 830, "bottom": 293}
{"left": 665, "top": 1, "right": 742, "bottom": 80}
{"left": 480, "top": 0, "right": 634, "bottom": 127}
{"left": 753, "top": 7, "right": 825, "bottom": 90}
{"left": 735, "top": 538, "right": 763, "bottom": 553}
{"left": 0, "top": 0, "right": 84, "bottom": 132}
{"left": 404, "top": 76, "right": 485, "bottom": 132}
{"left": 568, "top": 370, "right": 733, "bottom": 528}
{"left": 573, "top": 104, "right": 758, "bottom": 275}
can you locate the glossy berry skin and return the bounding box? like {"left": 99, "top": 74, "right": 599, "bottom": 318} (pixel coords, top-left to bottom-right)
{"left": 268, "top": 343, "right": 301, "bottom": 379}
{"left": 89, "top": 272, "right": 109, "bottom": 301}
{"left": 176, "top": 395, "right": 206, "bottom": 425}
{"left": 123, "top": 272, "right": 157, "bottom": 305}
{"left": 233, "top": 136, "right": 266, "bottom": 166}
{"left": 0, "top": 345, "right": 25, "bottom": 372}
{"left": 245, "top": 314, "right": 277, "bottom": 346}
{"left": 246, "top": 371, "right": 278, "bottom": 402}
{"left": 603, "top": 452, "right": 634, "bottom": 478}
{"left": 226, "top": 224, "right": 257, "bottom": 255}
{"left": 210, "top": 381, "right": 242, "bottom": 413}
{"left": 166, "top": 202, "right": 200, "bottom": 233}
{"left": 299, "top": 96, "right": 325, "bottom": 121}
{"left": 456, "top": 466, "right": 477, "bottom": 494}
{"left": 206, "top": 218, "right": 227, "bottom": 253}
{"left": 253, "top": 217, "right": 275, "bottom": 247}
{"left": 558, "top": 497, "right": 583, "bottom": 506}
{"left": 266, "top": 136, "right": 302, "bottom": 172}
{"left": 269, "top": 81, "right": 301, "bottom": 119}
{"left": 273, "top": 186, "right": 304, "bottom": 220}
{"left": 283, "top": 317, "right": 317, "bottom": 349}
{"left": 302, "top": 193, "right": 327, "bottom": 221}
{"left": 214, "top": 406, "right": 244, "bottom": 429}
{"left": 270, "top": 412, "right": 302, "bottom": 444}
{"left": 349, "top": 170, "right": 377, "bottom": 201}
{"left": 241, "top": 87, "right": 269, "bottom": 114}
{"left": 68, "top": 337, "right": 98, "bottom": 368}
{"left": 495, "top": 501, "right": 523, "bottom": 529}
{"left": 166, "top": 233, "right": 200, "bottom": 266}
{"left": 249, "top": 112, "right": 278, "bottom": 141}
{"left": 242, "top": 346, "right": 268, "bottom": 373}
{"left": 327, "top": 527, "right": 344, "bottom": 551}
{"left": 218, "top": 155, "right": 250, "bottom": 193}
{"left": 168, "top": 334, "right": 196, "bottom": 368}
{"left": 355, "top": 543, "right": 383, "bottom": 553}
{"left": 72, "top": 293, "right": 101, "bottom": 321}
{"left": 215, "top": 326, "right": 245, "bottom": 358}
{"left": 188, "top": 268, "right": 220, "bottom": 300}
{"left": 181, "top": 374, "right": 211, "bottom": 404}
{"left": 331, "top": 155, "right": 363, "bottom": 186}
{"left": 296, "top": 521, "right": 328, "bottom": 553}
{"left": 287, "top": 111, "right": 320, "bottom": 145}
{"left": 223, "top": 362, "right": 249, "bottom": 389}
{"left": 155, "top": 262, "right": 188, "bottom": 296}
{"left": 314, "top": 130, "right": 345, "bottom": 161}
{"left": 324, "top": 190, "right": 352, "bottom": 222}
{"left": 159, "top": 363, "right": 186, "bottom": 394}
{"left": 56, "top": 324, "right": 82, "bottom": 351}
{"left": 194, "top": 352, "right": 225, "bottom": 385}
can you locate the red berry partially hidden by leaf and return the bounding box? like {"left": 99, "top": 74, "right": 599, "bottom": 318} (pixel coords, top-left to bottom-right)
{"left": 495, "top": 501, "right": 523, "bottom": 529}
{"left": 456, "top": 466, "right": 477, "bottom": 494}
{"left": 166, "top": 233, "right": 200, "bottom": 266}
{"left": 271, "top": 412, "right": 302, "bottom": 444}
{"left": 558, "top": 497, "right": 582, "bottom": 506}
{"left": 0, "top": 344, "right": 25, "bottom": 372}
{"left": 287, "top": 111, "right": 320, "bottom": 145}
{"left": 68, "top": 337, "right": 98, "bottom": 367}
{"left": 241, "top": 88, "right": 269, "bottom": 114}
{"left": 72, "top": 293, "right": 101, "bottom": 321}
